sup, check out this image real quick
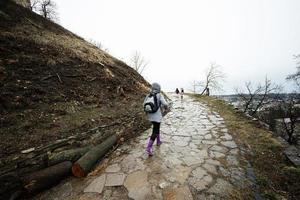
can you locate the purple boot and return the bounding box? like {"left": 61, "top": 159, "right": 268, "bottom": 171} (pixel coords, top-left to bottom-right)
{"left": 145, "top": 139, "right": 154, "bottom": 156}
{"left": 156, "top": 134, "right": 162, "bottom": 146}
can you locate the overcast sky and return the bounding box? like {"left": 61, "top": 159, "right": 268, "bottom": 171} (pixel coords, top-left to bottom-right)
{"left": 56, "top": 0, "right": 300, "bottom": 94}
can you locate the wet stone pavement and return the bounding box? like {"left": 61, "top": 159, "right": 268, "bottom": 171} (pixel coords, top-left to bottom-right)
{"left": 37, "top": 94, "right": 255, "bottom": 200}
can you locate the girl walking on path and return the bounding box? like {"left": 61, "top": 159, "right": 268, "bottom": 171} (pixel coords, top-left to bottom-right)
{"left": 144, "top": 83, "right": 169, "bottom": 156}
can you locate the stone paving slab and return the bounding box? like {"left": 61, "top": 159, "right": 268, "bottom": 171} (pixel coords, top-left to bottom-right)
{"left": 163, "top": 186, "right": 193, "bottom": 200}
{"left": 105, "top": 173, "right": 125, "bottom": 186}
{"left": 84, "top": 174, "right": 106, "bottom": 194}
{"left": 105, "top": 163, "right": 121, "bottom": 173}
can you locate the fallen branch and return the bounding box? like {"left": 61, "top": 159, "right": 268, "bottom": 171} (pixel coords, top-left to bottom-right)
{"left": 63, "top": 74, "right": 86, "bottom": 78}
{"left": 88, "top": 122, "right": 120, "bottom": 132}
{"left": 56, "top": 73, "right": 63, "bottom": 84}
{"left": 86, "top": 77, "right": 97, "bottom": 82}
{"left": 24, "top": 17, "right": 42, "bottom": 29}
{"left": 37, "top": 139, "right": 69, "bottom": 153}
{"left": 40, "top": 74, "right": 54, "bottom": 81}
{"left": 41, "top": 74, "right": 86, "bottom": 81}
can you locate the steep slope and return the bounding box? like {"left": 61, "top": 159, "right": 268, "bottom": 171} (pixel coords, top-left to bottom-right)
{"left": 0, "top": 1, "right": 150, "bottom": 163}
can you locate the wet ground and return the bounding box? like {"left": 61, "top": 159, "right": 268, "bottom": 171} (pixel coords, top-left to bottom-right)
{"left": 36, "top": 94, "right": 254, "bottom": 200}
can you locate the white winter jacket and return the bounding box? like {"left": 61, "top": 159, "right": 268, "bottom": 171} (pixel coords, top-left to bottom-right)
{"left": 144, "top": 93, "right": 168, "bottom": 123}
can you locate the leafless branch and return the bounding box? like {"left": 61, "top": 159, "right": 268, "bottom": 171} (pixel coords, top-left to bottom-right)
{"left": 199, "top": 62, "right": 225, "bottom": 95}
{"left": 287, "top": 54, "right": 300, "bottom": 91}
{"left": 37, "top": 0, "right": 59, "bottom": 22}
{"left": 278, "top": 96, "right": 300, "bottom": 144}
{"left": 252, "top": 77, "right": 282, "bottom": 114}
{"left": 88, "top": 39, "right": 109, "bottom": 52}
{"left": 30, "top": 0, "right": 39, "bottom": 11}
{"left": 130, "top": 51, "right": 148, "bottom": 75}
{"left": 190, "top": 80, "right": 202, "bottom": 93}
{"left": 236, "top": 76, "right": 282, "bottom": 115}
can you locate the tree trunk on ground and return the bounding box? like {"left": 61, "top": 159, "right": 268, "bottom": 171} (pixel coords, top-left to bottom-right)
{"left": 48, "top": 146, "right": 91, "bottom": 166}
{"left": 72, "top": 134, "right": 117, "bottom": 177}
{"left": 22, "top": 161, "right": 72, "bottom": 195}
{"left": 0, "top": 173, "right": 23, "bottom": 200}
{"left": 0, "top": 124, "right": 115, "bottom": 176}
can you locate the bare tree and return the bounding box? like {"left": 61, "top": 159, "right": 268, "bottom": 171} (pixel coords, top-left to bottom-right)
{"left": 88, "top": 39, "right": 103, "bottom": 49}
{"left": 130, "top": 51, "right": 148, "bottom": 75}
{"left": 236, "top": 81, "right": 262, "bottom": 113}
{"left": 236, "top": 77, "right": 282, "bottom": 115}
{"left": 191, "top": 80, "right": 198, "bottom": 94}
{"left": 30, "top": 0, "right": 39, "bottom": 11}
{"left": 38, "top": 0, "right": 58, "bottom": 22}
{"left": 253, "top": 77, "right": 282, "bottom": 115}
{"left": 88, "top": 39, "right": 109, "bottom": 52}
{"left": 287, "top": 54, "right": 300, "bottom": 91}
{"left": 198, "top": 63, "right": 225, "bottom": 95}
{"left": 278, "top": 96, "right": 300, "bottom": 144}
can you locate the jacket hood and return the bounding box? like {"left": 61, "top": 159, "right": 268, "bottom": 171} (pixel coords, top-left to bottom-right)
{"left": 151, "top": 82, "right": 161, "bottom": 94}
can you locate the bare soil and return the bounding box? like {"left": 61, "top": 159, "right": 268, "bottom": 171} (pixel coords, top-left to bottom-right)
{"left": 0, "top": 1, "right": 151, "bottom": 166}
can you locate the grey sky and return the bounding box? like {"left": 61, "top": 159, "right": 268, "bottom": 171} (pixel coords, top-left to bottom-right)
{"left": 56, "top": 0, "right": 300, "bottom": 94}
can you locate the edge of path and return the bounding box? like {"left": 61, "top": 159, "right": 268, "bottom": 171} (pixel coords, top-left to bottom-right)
{"left": 190, "top": 94, "right": 300, "bottom": 200}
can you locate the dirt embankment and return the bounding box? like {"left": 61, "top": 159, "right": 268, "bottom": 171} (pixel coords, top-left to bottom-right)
{"left": 0, "top": 1, "right": 151, "bottom": 168}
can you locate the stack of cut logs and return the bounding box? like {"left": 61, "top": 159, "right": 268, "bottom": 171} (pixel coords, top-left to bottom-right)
{"left": 0, "top": 129, "right": 118, "bottom": 200}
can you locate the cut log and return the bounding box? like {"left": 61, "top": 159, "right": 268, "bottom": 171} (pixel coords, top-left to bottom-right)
{"left": 22, "top": 161, "right": 72, "bottom": 194}
{"left": 0, "top": 173, "right": 23, "bottom": 200}
{"left": 72, "top": 134, "right": 117, "bottom": 177}
{"left": 37, "top": 139, "right": 70, "bottom": 153}
{"left": 48, "top": 146, "right": 91, "bottom": 166}
{"left": 0, "top": 124, "right": 116, "bottom": 177}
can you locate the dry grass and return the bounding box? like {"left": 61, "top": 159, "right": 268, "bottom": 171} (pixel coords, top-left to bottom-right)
{"left": 192, "top": 95, "right": 300, "bottom": 200}
{"left": 0, "top": 2, "right": 150, "bottom": 163}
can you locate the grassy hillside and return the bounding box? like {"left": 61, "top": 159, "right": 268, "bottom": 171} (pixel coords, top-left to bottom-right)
{"left": 193, "top": 95, "right": 300, "bottom": 200}
{"left": 0, "top": 1, "right": 150, "bottom": 162}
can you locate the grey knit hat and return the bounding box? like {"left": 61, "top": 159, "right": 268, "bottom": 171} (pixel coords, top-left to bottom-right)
{"left": 151, "top": 82, "right": 161, "bottom": 93}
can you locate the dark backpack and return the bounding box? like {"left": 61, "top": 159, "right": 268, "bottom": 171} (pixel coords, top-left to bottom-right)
{"left": 143, "top": 93, "right": 160, "bottom": 113}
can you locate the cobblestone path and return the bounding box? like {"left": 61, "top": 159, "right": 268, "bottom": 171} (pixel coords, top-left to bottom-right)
{"left": 37, "top": 94, "right": 254, "bottom": 200}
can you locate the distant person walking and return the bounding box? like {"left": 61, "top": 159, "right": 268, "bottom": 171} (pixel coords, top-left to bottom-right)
{"left": 180, "top": 88, "right": 184, "bottom": 100}
{"left": 143, "top": 83, "right": 169, "bottom": 156}
{"left": 175, "top": 88, "right": 179, "bottom": 95}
